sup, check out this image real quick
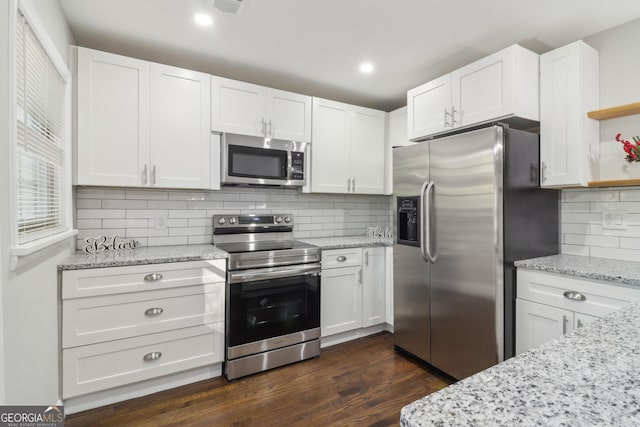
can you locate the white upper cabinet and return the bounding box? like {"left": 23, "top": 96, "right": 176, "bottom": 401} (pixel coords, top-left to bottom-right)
{"left": 76, "top": 47, "right": 214, "bottom": 189}
{"left": 311, "top": 97, "right": 386, "bottom": 194}
{"left": 387, "top": 106, "right": 414, "bottom": 148}
{"left": 76, "top": 48, "right": 149, "bottom": 187}
{"left": 150, "top": 63, "right": 211, "bottom": 189}
{"left": 407, "top": 44, "right": 539, "bottom": 141}
{"left": 211, "top": 76, "right": 311, "bottom": 142}
{"left": 540, "top": 40, "right": 599, "bottom": 187}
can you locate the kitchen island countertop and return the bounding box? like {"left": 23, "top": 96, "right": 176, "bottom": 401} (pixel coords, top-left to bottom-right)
{"left": 515, "top": 253, "right": 640, "bottom": 288}
{"left": 401, "top": 301, "right": 640, "bottom": 426}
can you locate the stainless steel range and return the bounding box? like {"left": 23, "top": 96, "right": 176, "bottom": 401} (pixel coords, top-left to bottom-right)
{"left": 213, "top": 213, "right": 321, "bottom": 380}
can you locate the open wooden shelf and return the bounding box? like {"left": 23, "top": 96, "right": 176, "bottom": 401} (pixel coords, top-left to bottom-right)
{"left": 588, "top": 179, "right": 640, "bottom": 187}
{"left": 587, "top": 102, "right": 640, "bottom": 120}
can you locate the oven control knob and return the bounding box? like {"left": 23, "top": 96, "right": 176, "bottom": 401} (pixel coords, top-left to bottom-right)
{"left": 217, "top": 217, "right": 226, "bottom": 225}
{"left": 284, "top": 216, "right": 291, "bottom": 223}
{"left": 275, "top": 216, "right": 283, "bottom": 224}
{"left": 229, "top": 217, "right": 237, "bottom": 225}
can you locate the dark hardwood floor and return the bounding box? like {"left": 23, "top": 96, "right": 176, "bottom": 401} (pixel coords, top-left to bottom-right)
{"left": 65, "top": 332, "right": 453, "bottom": 426}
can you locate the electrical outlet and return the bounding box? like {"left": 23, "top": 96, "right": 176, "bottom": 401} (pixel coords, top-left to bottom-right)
{"left": 154, "top": 212, "right": 167, "bottom": 230}
{"left": 602, "top": 208, "right": 627, "bottom": 230}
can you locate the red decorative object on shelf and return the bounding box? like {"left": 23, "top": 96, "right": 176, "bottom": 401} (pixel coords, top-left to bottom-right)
{"left": 616, "top": 133, "right": 640, "bottom": 162}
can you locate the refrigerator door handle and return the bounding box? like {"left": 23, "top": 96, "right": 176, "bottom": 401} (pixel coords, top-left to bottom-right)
{"left": 419, "top": 180, "right": 429, "bottom": 263}
{"left": 424, "top": 181, "right": 437, "bottom": 263}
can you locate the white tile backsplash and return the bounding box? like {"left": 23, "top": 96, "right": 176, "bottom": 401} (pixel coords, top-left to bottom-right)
{"left": 75, "top": 187, "right": 392, "bottom": 249}
{"left": 561, "top": 187, "right": 640, "bottom": 260}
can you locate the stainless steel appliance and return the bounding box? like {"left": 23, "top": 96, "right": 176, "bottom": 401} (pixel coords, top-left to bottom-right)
{"left": 393, "top": 124, "right": 559, "bottom": 380}
{"left": 221, "top": 133, "right": 307, "bottom": 187}
{"left": 213, "top": 214, "right": 321, "bottom": 380}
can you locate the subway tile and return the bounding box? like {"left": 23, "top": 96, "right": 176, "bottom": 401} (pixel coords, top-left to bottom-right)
{"left": 619, "top": 189, "right": 640, "bottom": 201}
{"left": 103, "top": 218, "right": 148, "bottom": 229}
{"left": 77, "top": 209, "right": 125, "bottom": 219}
{"left": 188, "top": 235, "right": 213, "bottom": 245}
{"left": 560, "top": 244, "right": 590, "bottom": 256}
{"left": 589, "top": 224, "right": 640, "bottom": 238}
{"left": 293, "top": 231, "right": 312, "bottom": 238}
{"left": 562, "top": 189, "right": 618, "bottom": 202}
{"left": 166, "top": 218, "right": 188, "bottom": 227}
{"left": 297, "top": 223, "right": 324, "bottom": 231}
{"left": 77, "top": 228, "right": 125, "bottom": 239}
{"left": 560, "top": 202, "right": 590, "bottom": 213}
{"left": 223, "top": 201, "right": 256, "bottom": 210}
{"left": 126, "top": 209, "right": 168, "bottom": 219}
{"left": 169, "top": 227, "right": 207, "bottom": 236}
{"left": 147, "top": 236, "right": 188, "bottom": 246}
{"left": 239, "top": 193, "right": 270, "bottom": 202}
{"left": 168, "top": 210, "right": 207, "bottom": 218}
{"left": 77, "top": 188, "right": 126, "bottom": 199}
{"left": 126, "top": 228, "right": 168, "bottom": 237}
{"left": 76, "top": 219, "right": 102, "bottom": 229}
{"left": 560, "top": 223, "right": 590, "bottom": 234}
{"left": 125, "top": 189, "right": 169, "bottom": 200}
{"left": 564, "top": 234, "right": 619, "bottom": 248}
{"left": 168, "top": 191, "right": 207, "bottom": 201}
{"left": 103, "top": 199, "right": 148, "bottom": 209}
{"left": 620, "top": 237, "right": 640, "bottom": 250}
{"left": 147, "top": 200, "right": 188, "bottom": 209}
{"left": 560, "top": 213, "right": 600, "bottom": 224}
{"left": 76, "top": 199, "right": 102, "bottom": 209}
{"left": 188, "top": 218, "right": 212, "bottom": 227}
{"left": 590, "top": 246, "right": 640, "bottom": 262}
{"left": 207, "top": 192, "right": 239, "bottom": 201}
{"left": 311, "top": 216, "right": 334, "bottom": 223}
{"left": 187, "top": 200, "right": 223, "bottom": 209}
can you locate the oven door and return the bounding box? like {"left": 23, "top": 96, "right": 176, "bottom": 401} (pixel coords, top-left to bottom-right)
{"left": 226, "top": 263, "right": 321, "bottom": 359}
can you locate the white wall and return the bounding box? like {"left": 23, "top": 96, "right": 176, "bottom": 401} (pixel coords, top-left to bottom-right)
{"left": 0, "top": 0, "right": 75, "bottom": 405}
{"left": 559, "top": 18, "right": 640, "bottom": 261}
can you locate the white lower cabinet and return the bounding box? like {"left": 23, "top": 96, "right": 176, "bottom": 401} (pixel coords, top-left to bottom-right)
{"left": 515, "top": 269, "right": 640, "bottom": 354}
{"left": 61, "top": 260, "right": 226, "bottom": 402}
{"left": 321, "top": 247, "right": 387, "bottom": 338}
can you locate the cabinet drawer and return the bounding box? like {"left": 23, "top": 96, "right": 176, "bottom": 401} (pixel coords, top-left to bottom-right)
{"left": 62, "top": 260, "right": 226, "bottom": 299}
{"left": 63, "top": 283, "right": 224, "bottom": 348}
{"left": 517, "top": 269, "right": 640, "bottom": 318}
{"left": 322, "top": 248, "right": 363, "bottom": 269}
{"left": 62, "top": 323, "right": 223, "bottom": 398}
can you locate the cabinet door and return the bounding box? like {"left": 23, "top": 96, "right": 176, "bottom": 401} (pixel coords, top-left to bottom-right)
{"left": 266, "top": 89, "right": 311, "bottom": 142}
{"left": 150, "top": 64, "right": 211, "bottom": 189}
{"left": 540, "top": 41, "right": 599, "bottom": 187}
{"left": 211, "top": 76, "right": 265, "bottom": 136}
{"left": 321, "top": 266, "right": 363, "bottom": 336}
{"left": 574, "top": 312, "right": 598, "bottom": 330}
{"left": 362, "top": 247, "right": 386, "bottom": 328}
{"left": 515, "top": 299, "right": 573, "bottom": 355}
{"left": 76, "top": 47, "right": 149, "bottom": 186}
{"left": 311, "top": 98, "right": 350, "bottom": 193}
{"left": 451, "top": 46, "right": 517, "bottom": 128}
{"left": 349, "top": 107, "right": 386, "bottom": 194}
{"left": 388, "top": 106, "right": 413, "bottom": 148}
{"left": 407, "top": 74, "right": 451, "bottom": 140}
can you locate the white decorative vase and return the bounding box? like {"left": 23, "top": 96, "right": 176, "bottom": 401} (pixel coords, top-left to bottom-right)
{"left": 624, "top": 162, "right": 640, "bottom": 179}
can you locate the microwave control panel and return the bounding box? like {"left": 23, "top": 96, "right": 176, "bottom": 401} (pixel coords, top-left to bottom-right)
{"left": 291, "top": 152, "right": 304, "bottom": 180}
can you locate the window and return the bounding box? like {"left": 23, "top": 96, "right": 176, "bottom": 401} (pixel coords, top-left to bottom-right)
{"left": 11, "top": 2, "right": 74, "bottom": 256}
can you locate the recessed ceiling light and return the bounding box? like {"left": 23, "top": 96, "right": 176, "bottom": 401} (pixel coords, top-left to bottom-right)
{"left": 359, "top": 62, "right": 374, "bottom": 74}
{"left": 194, "top": 13, "right": 213, "bottom": 27}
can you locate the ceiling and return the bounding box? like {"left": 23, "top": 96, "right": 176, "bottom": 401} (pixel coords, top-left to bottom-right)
{"left": 58, "top": 0, "right": 640, "bottom": 111}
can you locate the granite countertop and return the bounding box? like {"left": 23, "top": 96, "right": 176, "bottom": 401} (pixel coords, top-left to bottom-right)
{"left": 58, "top": 244, "right": 228, "bottom": 270}
{"left": 515, "top": 254, "right": 640, "bottom": 288}
{"left": 401, "top": 301, "right": 640, "bottom": 426}
{"left": 58, "top": 236, "right": 393, "bottom": 270}
{"left": 297, "top": 236, "right": 393, "bottom": 249}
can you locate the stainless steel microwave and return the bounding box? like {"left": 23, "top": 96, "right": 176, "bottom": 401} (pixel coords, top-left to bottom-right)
{"left": 221, "top": 133, "right": 308, "bottom": 187}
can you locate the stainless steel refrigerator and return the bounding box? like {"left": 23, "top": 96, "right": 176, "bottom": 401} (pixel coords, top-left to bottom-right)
{"left": 393, "top": 124, "right": 558, "bottom": 380}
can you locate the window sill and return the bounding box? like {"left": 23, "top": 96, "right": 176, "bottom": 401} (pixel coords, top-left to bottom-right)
{"left": 11, "top": 229, "right": 78, "bottom": 270}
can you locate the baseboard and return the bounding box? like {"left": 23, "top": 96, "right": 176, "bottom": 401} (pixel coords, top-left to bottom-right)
{"left": 320, "top": 324, "right": 390, "bottom": 348}
{"left": 64, "top": 363, "right": 222, "bottom": 415}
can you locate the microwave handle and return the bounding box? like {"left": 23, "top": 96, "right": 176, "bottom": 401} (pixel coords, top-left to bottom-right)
{"left": 287, "top": 153, "right": 293, "bottom": 181}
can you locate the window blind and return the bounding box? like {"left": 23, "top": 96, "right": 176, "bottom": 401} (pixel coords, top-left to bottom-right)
{"left": 15, "top": 12, "right": 67, "bottom": 244}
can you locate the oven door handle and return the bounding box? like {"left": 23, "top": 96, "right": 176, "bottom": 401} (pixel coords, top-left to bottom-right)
{"left": 228, "top": 263, "right": 322, "bottom": 284}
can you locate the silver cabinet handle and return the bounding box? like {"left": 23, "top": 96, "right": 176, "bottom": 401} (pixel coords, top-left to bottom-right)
{"left": 142, "top": 164, "right": 148, "bottom": 185}
{"left": 358, "top": 268, "right": 362, "bottom": 284}
{"left": 260, "top": 118, "right": 266, "bottom": 135}
{"left": 143, "top": 351, "right": 162, "bottom": 362}
{"left": 352, "top": 177, "right": 356, "bottom": 193}
{"left": 451, "top": 106, "right": 458, "bottom": 125}
{"left": 347, "top": 177, "right": 351, "bottom": 192}
{"left": 541, "top": 162, "right": 547, "bottom": 184}
{"left": 268, "top": 120, "right": 273, "bottom": 136}
{"left": 144, "top": 273, "right": 163, "bottom": 282}
{"left": 562, "top": 315, "right": 568, "bottom": 334}
{"left": 563, "top": 291, "right": 586, "bottom": 301}
{"left": 444, "top": 108, "right": 450, "bottom": 127}
{"left": 151, "top": 165, "right": 156, "bottom": 185}
{"left": 145, "top": 307, "right": 164, "bottom": 316}
{"left": 336, "top": 255, "right": 347, "bottom": 262}
{"left": 364, "top": 251, "right": 369, "bottom": 266}
{"left": 577, "top": 319, "right": 584, "bottom": 328}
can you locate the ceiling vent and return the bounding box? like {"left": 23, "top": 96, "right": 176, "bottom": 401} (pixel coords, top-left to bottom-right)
{"left": 211, "top": 0, "right": 248, "bottom": 16}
